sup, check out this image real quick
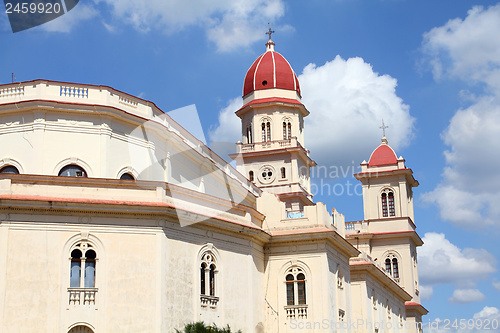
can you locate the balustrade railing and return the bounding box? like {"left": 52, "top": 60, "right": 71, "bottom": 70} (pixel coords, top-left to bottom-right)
{"left": 68, "top": 288, "right": 98, "bottom": 305}
{"left": 284, "top": 305, "right": 308, "bottom": 319}
{"left": 200, "top": 295, "right": 219, "bottom": 309}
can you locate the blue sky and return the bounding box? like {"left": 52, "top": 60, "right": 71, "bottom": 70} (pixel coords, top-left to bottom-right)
{"left": 2, "top": 0, "right": 500, "bottom": 329}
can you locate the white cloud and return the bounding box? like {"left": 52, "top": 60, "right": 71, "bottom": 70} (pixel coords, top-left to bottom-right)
{"left": 493, "top": 279, "right": 500, "bottom": 291}
{"left": 422, "top": 4, "right": 500, "bottom": 229}
{"left": 474, "top": 306, "right": 500, "bottom": 319}
{"left": 42, "top": 4, "right": 98, "bottom": 33}
{"left": 419, "top": 233, "right": 496, "bottom": 286}
{"left": 208, "top": 97, "right": 242, "bottom": 161}
{"left": 96, "top": 0, "right": 285, "bottom": 52}
{"left": 419, "top": 285, "right": 434, "bottom": 301}
{"left": 448, "top": 288, "right": 486, "bottom": 304}
{"left": 300, "top": 56, "right": 415, "bottom": 168}
{"left": 422, "top": 3, "right": 500, "bottom": 92}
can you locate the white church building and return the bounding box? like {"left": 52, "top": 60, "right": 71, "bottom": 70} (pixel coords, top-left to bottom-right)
{"left": 0, "top": 36, "right": 427, "bottom": 333}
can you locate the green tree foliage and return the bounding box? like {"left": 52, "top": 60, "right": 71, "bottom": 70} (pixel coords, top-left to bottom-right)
{"left": 175, "top": 321, "right": 242, "bottom": 333}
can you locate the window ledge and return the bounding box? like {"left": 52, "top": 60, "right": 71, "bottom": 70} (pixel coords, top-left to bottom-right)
{"left": 200, "top": 295, "right": 219, "bottom": 309}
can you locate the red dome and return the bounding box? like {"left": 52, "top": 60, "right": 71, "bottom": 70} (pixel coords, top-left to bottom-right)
{"left": 368, "top": 143, "right": 398, "bottom": 167}
{"left": 243, "top": 49, "right": 301, "bottom": 97}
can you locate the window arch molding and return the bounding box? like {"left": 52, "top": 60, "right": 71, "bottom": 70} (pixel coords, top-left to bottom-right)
{"left": 53, "top": 158, "right": 93, "bottom": 177}
{"left": 117, "top": 166, "right": 138, "bottom": 180}
{"left": 0, "top": 158, "right": 24, "bottom": 174}
{"left": 379, "top": 187, "right": 397, "bottom": 217}
{"left": 197, "top": 243, "right": 221, "bottom": 308}
{"left": 381, "top": 250, "right": 402, "bottom": 281}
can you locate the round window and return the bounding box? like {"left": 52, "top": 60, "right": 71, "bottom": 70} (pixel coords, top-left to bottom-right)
{"left": 258, "top": 166, "right": 275, "bottom": 184}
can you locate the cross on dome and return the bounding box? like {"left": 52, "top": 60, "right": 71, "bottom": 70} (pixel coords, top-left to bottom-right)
{"left": 265, "top": 24, "right": 275, "bottom": 51}
{"left": 379, "top": 119, "right": 389, "bottom": 139}
{"left": 266, "top": 25, "right": 275, "bottom": 41}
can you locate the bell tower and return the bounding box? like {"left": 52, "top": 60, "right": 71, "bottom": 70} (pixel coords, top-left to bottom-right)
{"left": 352, "top": 137, "right": 428, "bottom": 332}
{"left": 230, "top": 34, "right": 316, "bottom": 216}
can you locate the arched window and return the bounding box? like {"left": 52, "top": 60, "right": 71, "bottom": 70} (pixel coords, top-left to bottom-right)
{"left": 69, "top": 242, "right": 98, "bottom": 305}
{"left": 266, "top": 122, "right": 271, "bottom": 141}
{"left": 286, "top": 274, "right": 294, "bottom": 305}
{"left": 59, "top": 164, "right": 87, "bottom": 178}
{"left": 262, "top": 123, "right": 266, "bottom": 142}
{"left": 392, "top": 258, "right": 399, "bottom": 279}
{"left": 200, "top": 251, "right": 217, "bottom": 297}
{"left": 385, "top": 258, "right": 391, "bottom": 274}
{"left": 384, "top": 254, "right": 400, "bottom": 281}
{"left": 120, "top": 173, "right": 135, "bottom": 180}
{"left": 70, "top": 244, "right": 96, "bottom": 288}
{"left": 283, "top": 121, "right": 292, "bottom": 140}
{"left": 200, "top": 263, "right": 206, "bottom": 295}
{"left": 0, "top": 165, "right": 19, "bottom": 174}
{"left": 381, "top": 190, "right": 395, "bottom": 217}
{"left": 388, "top": 192, "right": 395, "bottom": 216}
{"left": 246, "top": 124, "right": 253, "bottom": 143}
{"left": 285, "top": 267, "right": 307, "bottom": 306}
{"left": 281, "top": 167, "right": 286, "bottom": 179}
{"left": 249, "top": 171, "right": 254, "bottom": 182}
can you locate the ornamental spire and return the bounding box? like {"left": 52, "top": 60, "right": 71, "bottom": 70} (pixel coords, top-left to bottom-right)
{"left": 265, "top": 23, "right": 275, "bottom": 52}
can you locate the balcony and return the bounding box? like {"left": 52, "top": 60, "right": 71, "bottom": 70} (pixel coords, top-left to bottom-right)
{"left": 285, "top": 305, "right": 308, "bottom": 319}
{"left": 236, "top": 137, "right": 310, "bottom": 156}
{"left": 200, "top": 295, "right": 219, "bottom": 309}
{"left": 68, "top": 288, "right": 98, "bottom": 305}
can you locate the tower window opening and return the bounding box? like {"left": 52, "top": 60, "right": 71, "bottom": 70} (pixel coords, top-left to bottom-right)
{"left": 266, "top": 122, "right": 271, "bottom": 142}
{"left": 262, "top": 123, "right": 266, "bottom": 142}
{"left": 246, "top": 124, "right": 253, "bottom": 143}
{"left": 392, "top": 258, "right": 399, "bottom": 279}
{"left": 281, "top": 167, "right": 286, "bottom": 179}
{"left": 249, "top": 171, "right": 254, "bottom": 182}
{"left": 381, "top": 193, "right": 388, "bottom": 217}
{"left": 288, "top": 122, "right": 292, "bottom": 139}
{"left": 262, "top": 80, "right": 268, "bottom": 86}
{"left": 385, "top": 258, "right": 391, "bottom": 275}
{"left": 388, "top": 192, "right": 395, "bottom": 216}
{"left": 283, "top": 122, "right": 287, "bottom": 140}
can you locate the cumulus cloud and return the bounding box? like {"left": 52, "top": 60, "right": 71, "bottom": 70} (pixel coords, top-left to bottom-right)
{"left": 419, "top": 233, "right": 496, "bottom": 286}
{"left": 300, "top": 56, "right": 415, "bottom": 168}
{"left": 419, "top": 285, "right": 434, "bottom": 302}
{"left": 493, "top": 279, "right": 500, "bottom": 291}
{"left": 422, "top": 3, "right": 500, "bottom": 91}
{"left": 42, "top": 4, "right": 98, "bottom": 33}
{"left": 422, "top": 4, "right": 500, "bottom": 229}
{"left": 208, "top": 97, "right": 242, "bottom": 161}
{"left": 448, "top": 288, "right": 486, "bottom": 304}
{"left": 96, "top": 0, "right": 285, "bottom": 52}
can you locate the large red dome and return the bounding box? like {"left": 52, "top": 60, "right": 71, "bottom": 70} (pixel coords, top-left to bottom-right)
{"left": 243, "top": 44, "right": 301, "bottom": 98}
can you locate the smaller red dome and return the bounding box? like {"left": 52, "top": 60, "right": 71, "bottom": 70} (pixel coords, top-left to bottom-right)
{"left": 243, "top": 45, "right": 301, "bottom": 98}
{"left": 368, "top": 141, "right": 398, "bottom": 166}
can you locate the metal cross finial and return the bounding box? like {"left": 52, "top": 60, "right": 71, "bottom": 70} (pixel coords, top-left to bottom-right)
{"left": 379, "top": 119, "right": 389, "bottom": 137}
{"left": 266, "top": 24, "right": 275, "bottom": 41}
